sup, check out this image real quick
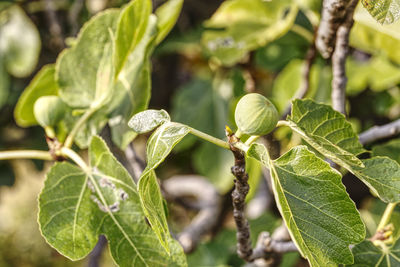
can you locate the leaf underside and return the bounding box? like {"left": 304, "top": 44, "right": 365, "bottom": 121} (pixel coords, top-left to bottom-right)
{"left": 362, "top": 0, "right": 400, "bottom": 24}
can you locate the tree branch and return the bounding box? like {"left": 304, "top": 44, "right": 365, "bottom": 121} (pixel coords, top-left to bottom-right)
{"left": 359, "top": 118, "right": 400, "bottom": 145}
{"left": 281, "top": 42, "right": 316, "bottom": 119}
{"left": 316, "top": 0, "right": 349, "bottom": 58}
{"left": 228, "top": 133, "right": 253, "bottom": 261}
{"left": 163, "top": 175, "right": 221, "bottom": 253}
{"left": 331, "top": 0, "right": 358, "bottom": 115}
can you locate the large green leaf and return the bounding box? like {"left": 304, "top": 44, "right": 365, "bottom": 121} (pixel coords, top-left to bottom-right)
{"left": 348, "top": 239, "right": 400, "bottom": 266}
{"left": 138, "top": 122, "right": 190, "bottom": 252}
{"left": 202, "top": 0, "right": 297, "bottom": 66}
{"left": 14, "top": 65, "right": 59, "bottom": 127}
{"left": 361, "top": 0, "right": 400, "bottom": 24}
{"left": 0, "top": 5, "right": 41, "bottom": 77}
{"left": 56, "top": 10, "right": 119, "bottom": 108}
{"left": 154, "top": 0, "right": 183, "bottom": 45}
{"left": 351, "top": 5, "right": 400, "bottom": 64}
{"left": 287, "top": 99, "right": 400, "bottom": 203}
{"left": 287, "top": 99, "right": 366, "bottom": 170}
{"left": 39, "top": 136, "right": 187, "bottom": 266}
{"left": 250, "top": 145, "right": 365, "bottom": 266}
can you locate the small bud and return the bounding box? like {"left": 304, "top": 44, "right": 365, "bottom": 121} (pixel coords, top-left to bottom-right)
{"left": 234, "top": 93, "right": 278, "bottom": 136}
{"left": 34, "top": 96, "right": 67, "bottom": 128}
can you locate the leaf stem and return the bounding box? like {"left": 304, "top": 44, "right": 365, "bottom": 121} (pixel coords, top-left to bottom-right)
{"left": 60, "top": 147, "right": 90, "bottom": 171}
{"left": 244, "top": 135, "right": 259, "bottom": 146}
{"left": 64, "top": 107, "right": 98, "bottom": 148}
{"left": 276, "top": 120, "right": 289, "bottom": 127}
{"left": 377, "top": 202, "right": 398, "bottom": 231}
{"left": 188, "top": 127, "right": 230, "bottom": 150}
{"left": 0, "top": 150, "right": 53, "bottom": 161}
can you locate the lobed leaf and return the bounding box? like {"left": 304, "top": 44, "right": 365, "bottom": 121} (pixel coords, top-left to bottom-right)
{"left": 249, "top": 145, "right": 365, "bottom": 266}
{"left": 347, "top": 239, "right": 400, "bottom": 266}
{"left": 287, "top": 99, "right": 400, "bottom": 203}
{"left": 362, "top": 0, "right": 400, "bottom": 24}
{"left": 39, "top": 136, "right": 187, "bottom": 266}
{"left": 287, "top": 99, "right": 366, "bottom": 170}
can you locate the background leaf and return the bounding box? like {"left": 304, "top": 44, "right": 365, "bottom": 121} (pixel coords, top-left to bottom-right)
{"left": 202, "top": 0, "right": 297, "bottom": 66}
{"left": 0, "top": 5, "right": 41, "bottom": 77}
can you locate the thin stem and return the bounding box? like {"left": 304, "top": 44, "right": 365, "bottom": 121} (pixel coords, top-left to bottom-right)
{"left": 244, "top": 135, "right": 260, "bottom": 146}
{"left": 0, "top": 150, "right": 53, "bottom": 161}
{"left": 291, "top": 24, "right": 313, "bottom": 43}
{"left": 60, "top": 147, "right": 89, "bottom": 171}
{"left": 189, "top": 127, "right": 230, "bottom": 150}
{"left": 64, "top": 107, "right": 98, "bottom": 148}
{"left": 276, "top": 120, "right": 289, "bottom": 127}
{"left": 377, "top": 203, "right": 398, "bottom": 231}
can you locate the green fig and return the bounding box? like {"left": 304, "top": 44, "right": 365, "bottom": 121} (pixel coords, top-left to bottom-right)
{"left": 34, "top": 96, "right": 67, "bottom": 128}
{"left": 234, "top": 93, "right": 278, "bottom": 136}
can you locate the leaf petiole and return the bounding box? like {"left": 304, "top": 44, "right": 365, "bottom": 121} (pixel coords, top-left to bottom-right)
{"left": 188, "top": 126, "right": 230, "bottom": 150}
{"left": 60, "top": 147, "right": 90, "bottom": 172}
{"left": 377, "top": 202, "right": 398, "bottom": 231}
{"left": 64, "top": 107, "right": 98, "bottom": 148}
{"left": 0, "top": 150, "right": 53, "bottom": 161}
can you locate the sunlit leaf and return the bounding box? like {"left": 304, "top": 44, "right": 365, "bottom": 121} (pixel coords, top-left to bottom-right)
{"left": 39, "top": 136, "right": 187, "bottom": 266}
{"left": 154, "top": 0, "right": 183, "bottom": 44}
{"left": 351, "top": 5, "right": 400, "bottom": 64}
{"left": 287, "top": 99, "right": 400, "bottom": 203}
{"left": 138, "top": 122, "right": 190, "bottom": 252}
{"left": 251, "top": 145, "right": 365, "bottom": 266}
{"left": 361, "top": 0, "right": 400, "bottom": 24}
{"left": 287, "top": 99, "right": 366, "bottom": 169}
{"left": 114, "top": 0, "right": 152, "bottom": 77}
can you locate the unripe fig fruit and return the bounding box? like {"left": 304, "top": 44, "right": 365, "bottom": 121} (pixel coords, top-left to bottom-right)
{"left": 234, "top": 93, "right": 278, "bottom": 136}
{"left": 34, "top": 96, "right": 67, "bottom": 128}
